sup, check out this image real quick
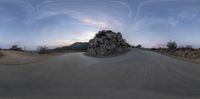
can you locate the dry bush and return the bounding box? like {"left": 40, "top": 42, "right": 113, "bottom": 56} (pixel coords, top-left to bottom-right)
{"left": 37, "top": 46, "right": 49, "bottom": 54}
{"left": 136, "top": 45, "right": 142, "bottom": 48}
{"left": 10, "top": 45, "right": 23, "bottom": 51}
{"left": 179, "top": 45, "right": 194, "bottom": 51}
{"left": 182, "top": 51, "right": 196, "bottom": 59}
{"left": 0, "top": 52, "right": 3, "bottom": 57}
{"left": 153, "top": 42, "right": 200, "bottom": 59}
{"left": 172, "top": 50, "right": 200, "bottom": 59}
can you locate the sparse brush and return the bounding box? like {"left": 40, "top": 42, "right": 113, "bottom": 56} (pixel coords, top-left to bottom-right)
{"left": 9, "top": 45, "right": 23, "bottom": 51}
{"left": 37, "top": 46, "right": 49, "bottom": 54}
{"left": 179, "top": 45, "right": 194, "bottom": 51}
{"left": 0, "top": 51, "right": 3, "bottom": 57}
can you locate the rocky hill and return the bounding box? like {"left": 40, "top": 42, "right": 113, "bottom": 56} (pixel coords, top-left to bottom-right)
{"left": 53, "top": 42, "right": 89, "bottom": 52}
{"left": 86, "top": 30, "right": 130, "bottom": 56}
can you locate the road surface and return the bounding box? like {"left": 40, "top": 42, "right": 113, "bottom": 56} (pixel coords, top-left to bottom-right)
{"left": 0, "top": 49, "right": 200, "bottom": 99}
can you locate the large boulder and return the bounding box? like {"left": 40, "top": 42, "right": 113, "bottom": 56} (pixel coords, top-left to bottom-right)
{"left": 86, "top": 30, "right": 130, "bottom": 56}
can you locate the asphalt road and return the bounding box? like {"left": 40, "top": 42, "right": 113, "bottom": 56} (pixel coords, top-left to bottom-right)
{"left": 0, "top": 49, "right": 200, "bottom": 99}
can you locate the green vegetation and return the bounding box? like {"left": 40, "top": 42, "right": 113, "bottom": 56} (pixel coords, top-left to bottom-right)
{"left": 53, "top": 42, "right": 89, "bottom": 52}
{"left": 136, "top": 44, "right": 142, "bottom": 48}
{"left": 37, "top": 46, "right": 49, "bottom": 54}
{"left": 179, "top": 45, "right": 194, "bottom": 51}
{"left": 167, "top": 41, "right": 177, "bottom": 49}
{"left": 9, "top": 45, "right": 23, "bottom": 51}
{"left": 0, "top": 48, "right": 2, "bottom": 57}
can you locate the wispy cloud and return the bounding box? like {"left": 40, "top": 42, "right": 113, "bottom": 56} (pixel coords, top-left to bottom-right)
{"left": 79, "top": 17, "right": 109, "bottom": 29}
{"left": 30, "top": 0, "right": 131, "bottom": 30}
{"left": 112, "top": 1, "right": 133, "bottom": 20}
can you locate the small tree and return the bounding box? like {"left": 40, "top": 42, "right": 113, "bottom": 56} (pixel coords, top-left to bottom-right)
{"left": 10, "top": 45, "right": 23, "bottom": 51}
{"left": 0, "top": 48, "right": 3, "bottom": 57}
{"left": 167, "top": 41, "right": 177, "bottom": 49}
{"left": 37, "top": 46, "right": 49, "bottom": 54}
{"left": 0, "top": 52, "right": 2, "bottom": 57}
{"left": 136, "top": 44, "right": 142, "bottom": 48}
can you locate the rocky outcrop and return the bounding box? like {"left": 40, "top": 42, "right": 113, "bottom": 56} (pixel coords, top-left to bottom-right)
{"left": 86, "top": 30, "right": 130, "bottom": 56}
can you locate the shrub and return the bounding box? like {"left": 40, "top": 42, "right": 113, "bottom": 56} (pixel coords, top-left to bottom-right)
{"left": 10, "top": 45, "right": 23, "bottom": 51}
{"left": 37, "top": 46, "right": 49, "bottom": 54}
{"left": 167, "top": 41, "right": 177, "bottom": 49}
{"left": 136, "top": 44, "right": 142, "bottom": 48}
{"left": 151, "top": 48, "right": 157, "bottom": 50}
{"left": 179, "top": 45, "right": 194, "bottom": 51}
{"left": 0, "top": 49, "right": 3, "bottom": 57}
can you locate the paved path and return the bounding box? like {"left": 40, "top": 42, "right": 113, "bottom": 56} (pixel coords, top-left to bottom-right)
{"left": 0, "top": 49, "right": 200, "bottom": 99}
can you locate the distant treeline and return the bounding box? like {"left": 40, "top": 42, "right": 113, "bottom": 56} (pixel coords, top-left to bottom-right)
{"left": 1, "top": 41, "right": 199, "bottom": 55}
{"left": 0, "top": 42, "right": 89, "bottom": 54}
{"left": 151, "top": 41, "right": 200, "bottom": 50}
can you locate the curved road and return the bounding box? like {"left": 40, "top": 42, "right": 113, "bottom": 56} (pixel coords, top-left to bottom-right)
{"left": 0, "top": 49, "right": 200, "bottom": 99}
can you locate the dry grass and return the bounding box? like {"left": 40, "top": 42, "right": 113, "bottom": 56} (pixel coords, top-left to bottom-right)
{"left": 153, "top": 48, "right": 200, "bottom": 63}
{"left": 155, "top": 48, "right": 197, "bottom": 58}
{"left": 173, "top": 50, "right": 200, "bottom": 59}
{"left": 0, "top": 51, "right": 63, "bottom": 65}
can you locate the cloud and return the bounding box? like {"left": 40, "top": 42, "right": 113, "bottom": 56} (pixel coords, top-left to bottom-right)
{"left": 45, "top": 39, "right": 75, "bottom": 47}
{"left": 135, "top": 0, "right": 200, "bottom": 21}
{"left": 29, "top": 8, "right": 112, "bottom": 29}
{"left": 29, "top": 0, "right": 131, "bottom": 31}
{"left": 0, "top": 17, "right": 15, "bottom": 22}
{"left": 0, "top": 0, "right": 36, "bottom": 24}
{"left": 134, "top": 0, "right": 200, "bottom": 29}
{"left": 78, "top": 17, "right": 108, "bottom": 28}
{"left": 112, "top": 1, "right": 133, "bottom": 20}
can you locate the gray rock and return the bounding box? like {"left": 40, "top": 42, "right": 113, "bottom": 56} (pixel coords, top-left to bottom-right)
{"left": 86, "top": 30, "right": 130, "bottom": 56}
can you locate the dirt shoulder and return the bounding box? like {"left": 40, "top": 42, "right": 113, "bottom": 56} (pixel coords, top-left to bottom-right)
{"left": 151, "top": 49, "right": 200, "bottom": 64}
{"left": 167, "top": 54, "right": 200, "bottom": 64}
{"left": 0, "top": 51, "right": 64, "bottom": 65}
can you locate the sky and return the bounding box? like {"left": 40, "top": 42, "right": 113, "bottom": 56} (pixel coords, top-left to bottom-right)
{"left": 0, "top": 0, "right": 200, "bottom": 50}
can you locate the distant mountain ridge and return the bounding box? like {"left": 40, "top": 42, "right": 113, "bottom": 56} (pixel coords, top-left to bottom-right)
{"left": 53, "top": 42, "right": 89, "bottom": 52}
